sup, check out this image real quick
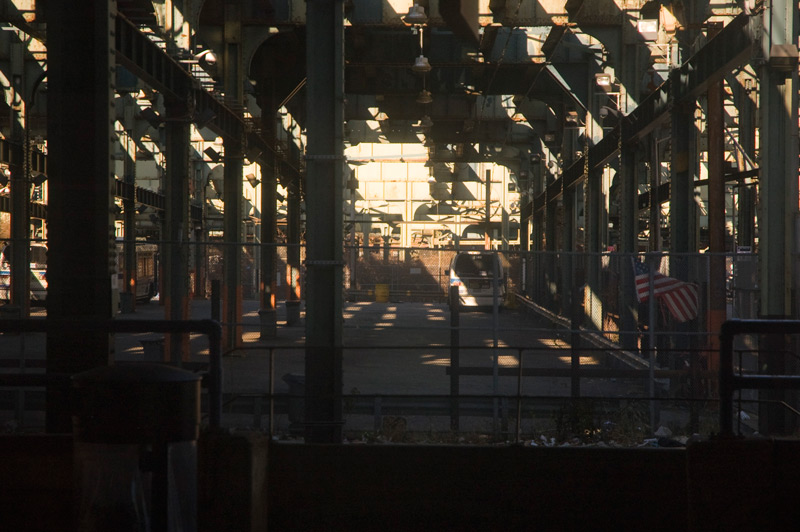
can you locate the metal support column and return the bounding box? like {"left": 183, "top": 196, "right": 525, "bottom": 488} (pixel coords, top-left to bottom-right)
{"left": 759, "top": 1, "right": 799, "bottom": 319}
{"left": 286, "top": 179, "right": 301, "bottom": 306}
{"left": 618, "top": 125, "right": 638, "bottom": 351}
{"left": 305, "top": 0, "right": 344, "bottom": 444}
{"left": 561, "top": 184, "right": 575, "bottom": 317}
{"left": 449, "top": 285, "right": 460, "bottom": 431}
{"left": 8, "top": 35, "right": 30, "bottom": 316}
{"left": 9, "top": 113, "right": 29, "bottom": 315}
{"left": 519, "top": 164, "right": 530, "bottom": 252}
{"left": 484, "top": 169, "right": 491, "bottom": 250}
{"left": 259, "top": 117, "right": 278, "bottom": 339}
{"left": 669, "top": 73, "right": 697, "bottom": 422}
{"left": 736, "top": 77, "right": 756, "bottom": 249}
{"left": 45, "top": 0, "right": 114, "bottom": 432}
{"left": 223, "top": 137, "right": 244, "bottom": 350}
{"left": 707, "top": 33, "right": 727, "bottom": 372}
{"left": 669, "top": 77, "right": 695, "bottom": 259}
{"left": 647, "top": 134, "right": 660, "bottom": 251}
{"left": 222, "top": 3, "right": 244, "bottom": 350}
{"left": 163, "top": 100, "right": 191, "bottom": 363}
{"left": 585, "top": 166, "right": 602, "bottom": 330}
{"left": 545, "top": 180, "right": 557, "bottom": 309}
{"left": 122, "top": 124, "right": 137, "bottom": 313}
{"left": 758, "top": 0, "right": 799, "bottom": 434}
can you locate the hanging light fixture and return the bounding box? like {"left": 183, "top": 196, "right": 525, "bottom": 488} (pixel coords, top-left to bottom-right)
{"left": 412, "top": 55, "right": 432, "bottom": 73}
{"left": 403, "top": 3, "right": 427, "bottom": 25}
{"left": 416, "top": 89, "right": 433, "bottom": 104}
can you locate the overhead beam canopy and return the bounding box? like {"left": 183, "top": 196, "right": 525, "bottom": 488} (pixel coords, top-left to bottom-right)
{"left": 113, "top": 13, "right": 298, "bottom": 178}
{"left": 439, "top": 0, "right": 481, "bottom": 47}
{"left": 534, "top": 10, "right": 759, "bottom": 208}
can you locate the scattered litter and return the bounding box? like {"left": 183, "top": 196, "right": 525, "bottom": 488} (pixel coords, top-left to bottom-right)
{"left": 654, "top": 426, "right": 672, "bottom": 438}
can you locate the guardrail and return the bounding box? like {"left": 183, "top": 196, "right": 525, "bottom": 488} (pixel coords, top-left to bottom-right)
{"left": 0, "top": 318, "right": 223, "bottom": 427}
{"left": 220, "top": 340, "right": 717, "bottom": 440}
{"left": 720, "top": 319, "right": 800, "bottom": 437}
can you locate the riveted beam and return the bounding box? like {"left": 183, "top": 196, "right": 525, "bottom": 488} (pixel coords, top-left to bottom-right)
{"left": 114, "top": 12, "right": 285, "bottom": 170}
{"left": 533, "top": 11, "right": 758, "bottom": 217}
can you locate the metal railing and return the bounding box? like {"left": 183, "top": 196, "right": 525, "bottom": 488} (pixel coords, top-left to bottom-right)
{"left": 720, "top": 319, "right": 800, "bottom": 437}
{"left": 218, "top": 340, "right": 721, "bottom": 443}
{"left": 0, "top": 318, "right": 223, "bottom": 428}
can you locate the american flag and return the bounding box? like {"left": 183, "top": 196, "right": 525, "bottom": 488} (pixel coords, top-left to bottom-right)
{"left": 633, "top": 260, "right": 699, "bottom": 323}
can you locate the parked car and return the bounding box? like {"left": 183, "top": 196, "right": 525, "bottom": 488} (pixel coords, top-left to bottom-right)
{"left": 447, "top": 251, "right": 505, "bottom": 310}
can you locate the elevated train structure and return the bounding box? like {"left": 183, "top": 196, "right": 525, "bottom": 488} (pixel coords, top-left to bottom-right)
{"left": 1, "top": 0, "right": 800, "bottom": 529}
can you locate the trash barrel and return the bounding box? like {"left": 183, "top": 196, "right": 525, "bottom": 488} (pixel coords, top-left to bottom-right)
{"left": 375, "top": 283, "right": 389, "bottom": 302}
{"left": 72, "top": 363, "right": 201, "bottom": 531}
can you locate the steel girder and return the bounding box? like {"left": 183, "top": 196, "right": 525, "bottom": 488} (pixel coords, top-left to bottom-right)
{"left": 533, "top": 10, "right": 758, "bottom": 210}
{"left": 113, "top": 13, "right": 296, "bottom": 179}
{"left": 0, "top": 136, "right": 46, "bottom": 218}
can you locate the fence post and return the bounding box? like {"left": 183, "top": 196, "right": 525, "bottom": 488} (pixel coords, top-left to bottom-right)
{"left": 450, "top": 285, "right": 460, "bottom": 432}
{"left": 373, "top": 396, "right": 383, "bottom": 433}
{"left": 211, "top": 279, "right": 221, "bottom": 323}
{"left": 571, "top": 282, "right": 582, "bottom": 398}
{"left": 516, "top": 348, "right": 523, "bottom": 443}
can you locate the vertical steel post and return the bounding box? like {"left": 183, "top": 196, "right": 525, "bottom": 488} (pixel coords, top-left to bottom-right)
{"left": 585, "top": 164, "right": 602, "bottom": 331}
{"left": 757, "top": 0, "right": 799, "bottom": 433}
{"left": 561, "top": 184, "right": 574, "bottom": 317}
{"left": 648, "top": 135, "right": 660, "bottom": 251}
{"left": 259, "top": 99, "right": 278, "bottom": 339}
{"left": 305, "top": 0, "right": 345, "bottom": 443}
{"left": 618, "top": 122, "right": 638, "bottom": 351}
{"left": 286, "top": 181, "right": 301, "bottom": 304}
{"left": 164, "top": 101, "right": 191, "bottom": 363}
{"left": 545, "top": 181, "right": 557, "bottom": 309}
{"left": 222, "top": 3, "right": 244, "bottom": 350}
{"left": 669, "top": 75, "right": 694, "bottom": 258}
{"left": 485, "top": 169, "right": 491, "bottom": 250}
{"left": 492, "top": 250, "right": 500, "bottom": 435}
{"left": 571, "top": 281, "right": 581, "bottom": 398}
{"left": 45, "top": 0, "right": 114, "bottom": 432}
{"left": 647, "top": 253, "right": 657, "bottom": 429}
{"left": 719, "top": 322, "right": 734, "bottom": 437}
{"left": 736, "top": 76, "right": 756, "bottom": 249}
{"left": 211, "top": 279, "right": 221, "bottom": 323}
{"left": 449, "top": 285, "right": 460, "bottom": 432}
{"left": 516, "top": 347, "right": 523, "bottom": 443}
{"left": 669, "top": 73, "right": 696, "bottom": 420}
{"left": 707, "top": 23, "right": 726, "bottom": 373}
{"left": 9, "top": 39, "right": 29, "bottom": 316}
{"left": 759, "top": 0, "right": 799, "bottom": 319}
{"left": 122, "top": 127, "right": 137, "bottom": 313}
{"left": 223, "top": 136, "right": 243, "bottom": 349}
